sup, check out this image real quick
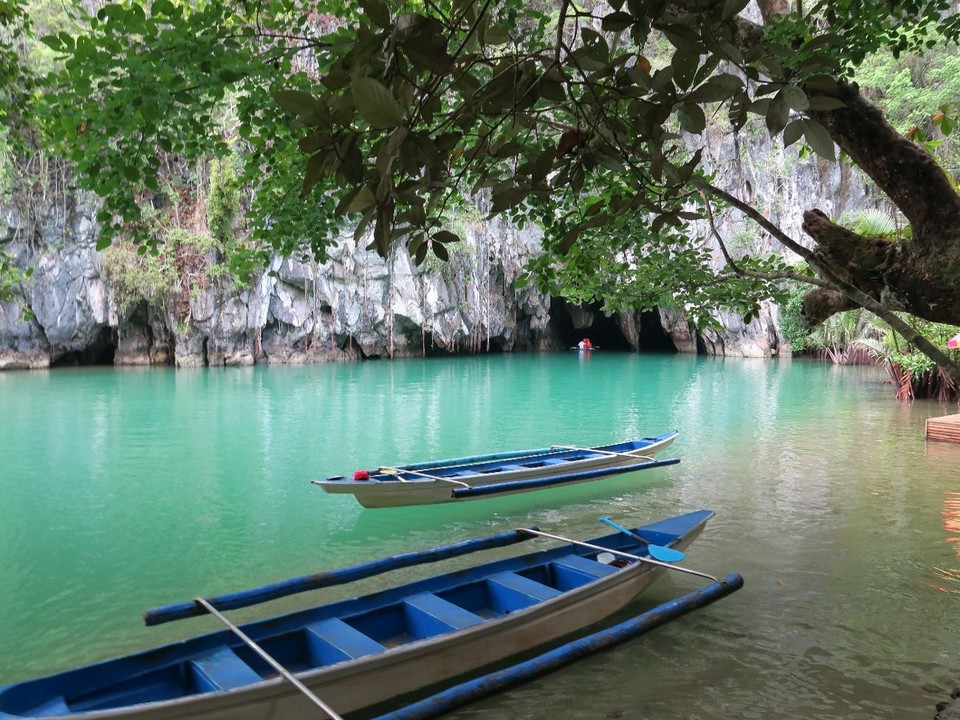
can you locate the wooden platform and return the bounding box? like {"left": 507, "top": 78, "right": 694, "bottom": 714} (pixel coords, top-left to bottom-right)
{"left": 925, "top": 413, "right": 960, "bottom": 443}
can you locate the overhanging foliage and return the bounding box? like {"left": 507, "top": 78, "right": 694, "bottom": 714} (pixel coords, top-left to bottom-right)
{"left": 10, "top": 0, "right": 960, "bottom": 379}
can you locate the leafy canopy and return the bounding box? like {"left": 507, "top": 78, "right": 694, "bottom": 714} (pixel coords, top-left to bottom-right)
{"left": 27, "top": 0, "right": 960, "bottom": 321}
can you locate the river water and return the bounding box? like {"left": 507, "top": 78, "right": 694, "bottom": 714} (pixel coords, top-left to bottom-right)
{"left": 1, "top": 353, "right": 958, "bottom": 719}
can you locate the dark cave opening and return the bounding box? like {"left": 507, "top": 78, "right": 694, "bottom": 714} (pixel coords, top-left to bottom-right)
{"left": 551, "top": 300, "right": 677, "bottom": 352}
{"left": 50, "top": 327, "right": 117, "bottom": 367}
{"left": 638, "top": 309, "right": 678, "bottom": 352}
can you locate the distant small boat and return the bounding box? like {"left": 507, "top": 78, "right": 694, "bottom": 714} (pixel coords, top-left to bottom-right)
{"left": 0, "top": 511, "right": 735, "bottom": 720}
{"left": 312, "top": 431, "right": 679, "bottom": 508}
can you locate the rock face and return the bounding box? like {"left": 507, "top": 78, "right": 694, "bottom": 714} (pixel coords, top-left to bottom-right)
{"left": 936, "top": 687, "right": 960, "bottom": 720}
{"left": 0, "top": 130, "right": 875, "bottom": 369}
{"left": 0, "top": 196, "right": 564, "bottom": 368}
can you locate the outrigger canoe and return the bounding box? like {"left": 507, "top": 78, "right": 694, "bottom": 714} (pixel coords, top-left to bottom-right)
{"left": 0, "top": 511, "right": 740, "bottom": 720}
{"left": 312, "top": 431, "right": 679, "bottom": 508}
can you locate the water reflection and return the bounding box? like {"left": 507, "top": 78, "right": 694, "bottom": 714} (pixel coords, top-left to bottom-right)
{"left": 931, "top": 490, "right": 960, "bottom": 594}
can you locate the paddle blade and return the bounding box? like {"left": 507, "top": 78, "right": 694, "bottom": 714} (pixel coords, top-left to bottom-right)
{"left": 645, "top": 544, "right": 686, "bottom": 562}
{"left": 599, "top": 516, "right": 686, "bottom": 562}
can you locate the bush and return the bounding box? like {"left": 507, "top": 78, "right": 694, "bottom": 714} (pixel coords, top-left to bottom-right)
{"left": 778, "top": 285, "right": 811, "bottom": 351}
{"left": 207, "top": 157, "right": 238, "bottom": 247}
{"left": 100, "top": 242, "right": 177, "bottom": 314}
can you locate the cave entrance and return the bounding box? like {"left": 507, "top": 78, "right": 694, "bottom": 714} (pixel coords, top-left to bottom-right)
{"left": 552, "top": 300, "right": 676, "bottom": 352}
{"left": 638, "top": 309, "right": 677, "bottom": 352}
{"left": 50, "top": 326, "right": 117, "bottom": 367}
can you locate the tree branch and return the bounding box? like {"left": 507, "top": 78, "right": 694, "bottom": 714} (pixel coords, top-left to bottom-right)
{"left": 700, "top": 189, "right": 832, "bottom": 289}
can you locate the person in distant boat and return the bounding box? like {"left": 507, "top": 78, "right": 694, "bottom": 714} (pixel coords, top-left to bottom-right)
{"left": 577, "top": 339, "right": 586, "bottom": 349}
{"left": 584, "top": 338, "right": 592, "bottom": 349}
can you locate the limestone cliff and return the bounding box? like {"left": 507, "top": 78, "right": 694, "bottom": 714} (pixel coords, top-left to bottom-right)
{"left": 0, "top": 130, "right": 875, "bottom": 369}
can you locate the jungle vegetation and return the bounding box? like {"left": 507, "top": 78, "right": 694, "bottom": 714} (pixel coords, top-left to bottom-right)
{"left": 1, "top": 0, "right": 959, "bottom": 389}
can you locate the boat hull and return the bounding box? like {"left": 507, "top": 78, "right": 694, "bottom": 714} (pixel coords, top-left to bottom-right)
{"left": 0, "top": 511, "right": 711, "bottom": 720}
{"left": 126, "top": 548, "right": 685, "bottom": 719}
{"left": 316, "top": 432, "right": 678, "bottom": 508}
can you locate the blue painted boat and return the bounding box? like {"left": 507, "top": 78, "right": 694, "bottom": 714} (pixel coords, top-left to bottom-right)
{"left": 0, "top": 510, "right": 720, "bottom": 720}
{"left": 312, "top": 431, "right": 679, "bottom": 507}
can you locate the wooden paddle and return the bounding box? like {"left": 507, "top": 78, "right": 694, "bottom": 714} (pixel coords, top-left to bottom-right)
{"left": 599, "top": 516, "right": 686, "bottom": 562}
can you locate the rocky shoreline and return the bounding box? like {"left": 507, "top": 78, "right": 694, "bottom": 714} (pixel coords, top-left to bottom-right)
{"left": 937, "top": 687, "right": 960, "bottom": 719}
{"left": 1, "top": 195, "right": 788, "bottom": 369}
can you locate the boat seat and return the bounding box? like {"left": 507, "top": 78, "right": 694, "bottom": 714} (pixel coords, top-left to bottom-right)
{"left": 551, "top": 555, "right": 619, "bottom": 589}
{"left": 540, "top": 457, "right": 568, "bottom": 466}
{"left": 497, "top": 464, "right": 525, "bottom": 472}
{"left": 403, "top": 592, "right": 485, "bottom": 637}
{"left": 486, "top": 571, "right": 561, "bottom": 612}
{"left": 306, "top": 618, "right": 387, "bottom": 663}
{"left": 189, "top": 647, "right": 262, "bottom": 692}
{"left": 26, "top": 696, "right": 71, "bottom": 717}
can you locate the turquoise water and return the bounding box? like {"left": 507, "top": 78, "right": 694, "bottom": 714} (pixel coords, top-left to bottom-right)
{"left": 1, "top": 353, "right": 959, "bottom": 718}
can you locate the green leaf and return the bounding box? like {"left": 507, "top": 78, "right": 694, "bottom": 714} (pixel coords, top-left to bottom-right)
{"left": 686, "top": 73, "right": 742, "bottom": 103}
{"left": 415, "top": 240, "right": 428, "bottom": 265}
{"left": 432, "top": 230, "right": 461, "bottom": 244}
{"left": 404, "top": 46, "right": 455, "bottom": 75}
{"left": 804, "top": 75, "right": 839, "bottom": 93}
{"left": 40, "top": 33, "right": 73, "bottom": 52}
{"left": 152, "top": 0, "right": 177, "bottom": 18}
{"left": 748, "top": 98, "right": 771, "bottom": 115}
{"left": 780, "top": 85, "right": 809, "bottom": 112}
{"left": 679, "top": 102, "right": 706, "bottom": 133}
{"left": 351, "top": 77, "right": 405, "bottom": 128}
{"left": 559, "top": 227, "right": 580, "bottom": 253}
{"left": 491, "top": 186, "right": 529, "bottom": 213}
{"left": 540, "top": 79, "right": 566, "bottom": 102}
{"left": 339, "top": 135, "right": 365, "bottom": 184}
{"left": 347, "top": 186, "right": 376, "bottom": 212}
{"left": 765, "top": 94, "right": 789, "bottom": 135}
{"left": 432, "top": 240, "right": 449, "bottom": 261}
{"left": 782, "top": 118, "right": 805, "bottom": 147}
{"left": 484, "top": 25, "right": 511, "bottom": 45}
{"left": 301, "top": 152, "right": 331, "bottom": 197}
{"left": 358, "top": 0, "right": 391, "bottom": 29}
{"left": 671, "top": 49, "right": 700, "bottom": 90}
{"left": 602, "top": 11, "right": 634, "bottom": 32}
{"left": 803, "top": 119, "right": 836, "bottom": 160}
{"left": 273, "top": 89, "right": 320, "bottom": 116}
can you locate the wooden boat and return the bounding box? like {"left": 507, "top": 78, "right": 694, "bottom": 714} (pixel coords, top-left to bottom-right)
{"left": 0, "top": 510, "right": 718, "bottom": 720}
{"left": 312, "top": 431, "right": 679, "bottom": 508}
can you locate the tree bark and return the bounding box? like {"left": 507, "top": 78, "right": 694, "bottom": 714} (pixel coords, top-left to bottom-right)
{"left": 716, "top": 13, "right": 960, "bottom": 381}
{"left": 810, "top": 83, "right": 960, "bottom": 238}
{"left": 802, "top": 83, "right": 960, "bottom": 327}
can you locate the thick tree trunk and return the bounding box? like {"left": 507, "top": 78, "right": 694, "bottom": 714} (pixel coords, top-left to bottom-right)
{"left": 718, "top": 12, "right": 960, "bottom": 382}
{"left": 801, "top": 83, "right": 960, "bottom": 328}
{"left": 811, "top": 83, "right": 960, "bottom": 235}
